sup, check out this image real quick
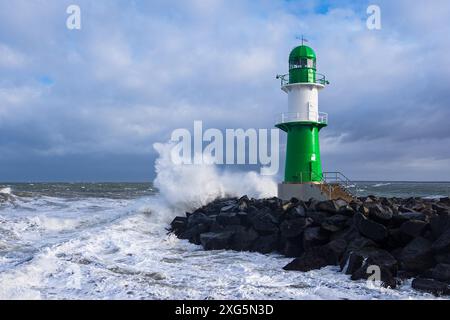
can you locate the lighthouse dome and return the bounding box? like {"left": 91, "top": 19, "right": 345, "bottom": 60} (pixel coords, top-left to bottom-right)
{"left": 289, "top": 45, "right": 316, "bottom": 62}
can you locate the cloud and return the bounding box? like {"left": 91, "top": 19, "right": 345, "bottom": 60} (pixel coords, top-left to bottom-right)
{"left": 0, "top": 0, "right": 449, "bottom": 181}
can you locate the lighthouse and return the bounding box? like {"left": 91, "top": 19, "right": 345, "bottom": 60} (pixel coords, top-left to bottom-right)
{"left": 276, "top": 42, "right": 352, "bottom": 201}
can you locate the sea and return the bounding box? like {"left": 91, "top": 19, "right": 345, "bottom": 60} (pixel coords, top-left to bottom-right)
{"left": 0, "top": 145, "right": 449, "bottom": 300}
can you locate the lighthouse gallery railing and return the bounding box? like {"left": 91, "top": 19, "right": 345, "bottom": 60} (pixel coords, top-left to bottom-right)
{"left": 276, "top": 73, "right": 329, "bottom": 87}
{"left": 277, "top": 112, "right": 328, "bottom": 125}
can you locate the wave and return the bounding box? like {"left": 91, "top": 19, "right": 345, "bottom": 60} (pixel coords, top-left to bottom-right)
{"left": 373, "top": 183, "right": 392, "bottom": 188}
{"left": 149, "top": 142, "right": 277, "bottom": 224}
{"left": 0, "top": 187, "right": 12, "bottom": 195}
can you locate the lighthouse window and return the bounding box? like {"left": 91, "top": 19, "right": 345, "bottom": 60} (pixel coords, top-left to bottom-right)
{"left": 289, "top": 58, "right": 315, "bottom": 69}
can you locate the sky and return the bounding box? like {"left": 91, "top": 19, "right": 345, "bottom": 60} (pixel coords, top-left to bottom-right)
{"left": 0, "top": 0, "right": 450, "bottom": 182}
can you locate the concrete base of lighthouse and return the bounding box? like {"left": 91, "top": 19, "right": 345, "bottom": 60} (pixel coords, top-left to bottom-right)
{"left": 277, "top": 182, "right": 329, "bottom": 201}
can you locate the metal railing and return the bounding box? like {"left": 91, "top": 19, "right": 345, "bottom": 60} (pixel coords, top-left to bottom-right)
{"left": 322, "top": 172, "right": 358, "bottom": 197}
{"left": 276, "top": 73, "right": 329, "bottom": 87}
{"left": 277, "top": 112, "right": 328, "bottom": 125}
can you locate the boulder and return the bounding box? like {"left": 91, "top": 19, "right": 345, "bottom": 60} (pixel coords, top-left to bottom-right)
{"left": 170, "top": 216, "right": 188, "bottom": 236}
{"left": 280, "top": 218, "right": 309, "bottom": 238}
{"left": 316, "top": 200, "right": 339, "bottom": 214}
{"left": 341, "top": 248, "right": 397, "bottom": 275}
{"left": 321, "top": 214, "right": 350, "bottom": 232}
{"left": 229, "top": 227, "right": 259, "bottom": 251}
{"left": 354, "top": 213, "right": 388, "bottom": 242}
{"left": 394, "top": 211, "right": 427, "bottom": 223}
{"left": 283, "top": 244, "right": 339, "bottom": 272}
{"left": 216, "top": 212, "right": 241, "bottom": 226}
{"left": 248, "top": 210, "right": 279, "bottom": 234}
{"left": 411, "top": 278, "right": 450, "bottom": 296}
{"left": 326, "top": 239, "right": 348, "bottom": 263}
{"left": 187, "top": 212, "right": 214, "bottom": 228}
{"left": 430, "top": 215, "right": 450, "bottom": 239}
{"left": 400, "top": 220, "right": 428, "bottom": 238}
{"left": 432, "top": 229, "right": 450, "bottom": 253}
{"left": 251, "top": 234, "right": 279, "bottom": 254}
{"left": 399, "top": 237, "right": 434, "bottom": 272}
{"left": 432, "top": 204, "right": 449, "bottom": 215}
{"left": 368, "top": 204, "right": 393, "bottom": 223}
{"left": 306, "top": 211, "right": 332, "bottom": 226}
{"left": 282, "top": 239, "right": 303, "bottom": 258}
{"left": 200, "top": 231, "right": 234, "bottom": 250}
{"left": 430, "top": 263, "right": 450, "bottom": 282}
{"left": 303, "top": 227, "right": 329, "bottom": 250}
{"left": 179, "top": 223, "right": 210, "bottom": 245}
{"left": 435, "top": 253, "right": 450, "bottom": 264}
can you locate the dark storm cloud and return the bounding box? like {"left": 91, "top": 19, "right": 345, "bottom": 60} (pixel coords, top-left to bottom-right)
{"left": 0, "top": 0, "right": 449, "bottom": 181}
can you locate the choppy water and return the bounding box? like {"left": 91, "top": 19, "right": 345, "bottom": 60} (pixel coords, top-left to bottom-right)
{"left": 0, "top": 182, "right": 448, "bottom": 300}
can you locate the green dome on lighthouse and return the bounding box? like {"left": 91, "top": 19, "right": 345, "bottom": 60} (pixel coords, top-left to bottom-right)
{"left": 288, "top": 45, "right": 317, "bottom": 84}
{"left": 289, "top": 45, "right": 316, "bottom": 62}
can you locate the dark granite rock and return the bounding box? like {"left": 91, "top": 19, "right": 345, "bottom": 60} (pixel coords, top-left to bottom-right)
{"left": 303, "top": 227, "right": 329, "bottom": 250}
{"left": 430, "top": 263, "right": 450, "bottom": 282}
{"left": 280, "top": 218, "right": 309, "bottom": 238}
{"left": 230, "top": 227, "right": 259, "bottom": 251}
{"left": 354, "top": 213, "right": 388, "bottom": 242}
{"left": 200, "top": 231, "right": 234, "bottom": 250}
{"left": 400, "top": 220, "right": 428, "bottom": 238}
{"left": 321, "top": 214, "right": 350, "bottom": 232}
{"left": 399, "top": 237, "right": 434, "bottom": 272}
{"left": 432, "top": 229, "right": 450, "bottom": 254}
{"left": 411, "top": 278, "right": 450, "bottom": 296}
{"left": 251, "top": 234, "right": 279, "bottom": 254}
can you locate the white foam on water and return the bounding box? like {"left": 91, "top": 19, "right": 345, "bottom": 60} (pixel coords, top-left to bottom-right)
{"left": 0, "top": 187, "right": 12, "bottom": 195}
{"left": 373, "top": 183, "right": 392, "bottom": 188}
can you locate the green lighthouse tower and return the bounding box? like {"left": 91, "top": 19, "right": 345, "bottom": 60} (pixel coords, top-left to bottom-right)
{"left": 276, "top": 42, "right": 333, "bottom": 200}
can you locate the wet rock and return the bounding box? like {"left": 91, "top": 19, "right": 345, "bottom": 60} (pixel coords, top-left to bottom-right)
{"left": 188, "top": 212, "right": 214, "bottom": 228}
{"left": 430, "top": 263, "right": 450, "bottom": 282}
{"left": 306, "top": 211, "right": 332, "bottom": 226}
{"left": 170, "top": 216, "right": 188, "bottom": 236}
{"left": 248, "top": 210, "right": 279, "bottom": 234}
{"left": 280, "top": 218, "right": 309, "bottom": 238}
{"left": 217, "top": 212, "right": 241, "bottom": 226}
{"left": 400, "top": 220, "right": 428, "bottom": 238}
{"left": 354, "top": 213, "right": 388, "bottom": 242}
{"left": 283, "top": 243, "right": 340, "bottom": 272}
{"left": 326, "top": 239, "right": 348, "bottom": 263}
{"left": 435, "top": 253, "right": 450, "bottom": 264}
{"left": 179, "top": 224, "right": 210, "bottom": 245}
{"left": 341, "top": 248, "right": 397, "bottom": 275}
{"left": 303, "top": 227, "right": 329, "bottom": 250}
{"left": 230, "top": 227, "right": 259, "bottom": 251}
{"left": 282, "top": 238, "right": 303, "bottom": 258}
{"left": 316, "top": 200, "right": 339, "bottom": 214}
{"left": 321, "top": 214, "right": 350, "bottom": 232}
{"left": 251, "top": 234, "right": 279, "bottom": 254}
{"left": 411, "top": 278, "right": 450, "bottom": 296}
{"left": 432, "top": 229, "right": 450, "bottom": 254}
{"left": 200, "top": 231, "right": 234, "bottom": 250}
{"left": 368, "top": 204, "right": 393, "bottom": 223}
{"left": 399, "top": 237, "right": 434, "bottom": 272}
{"left": 432, "top": 204, "right": 449, "bottom": 215}
{"left": 430, "top": 215, "right": 450, "bottom": 239}
{"left": 394, "top": 211, "right": 427, "bottom": 223}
